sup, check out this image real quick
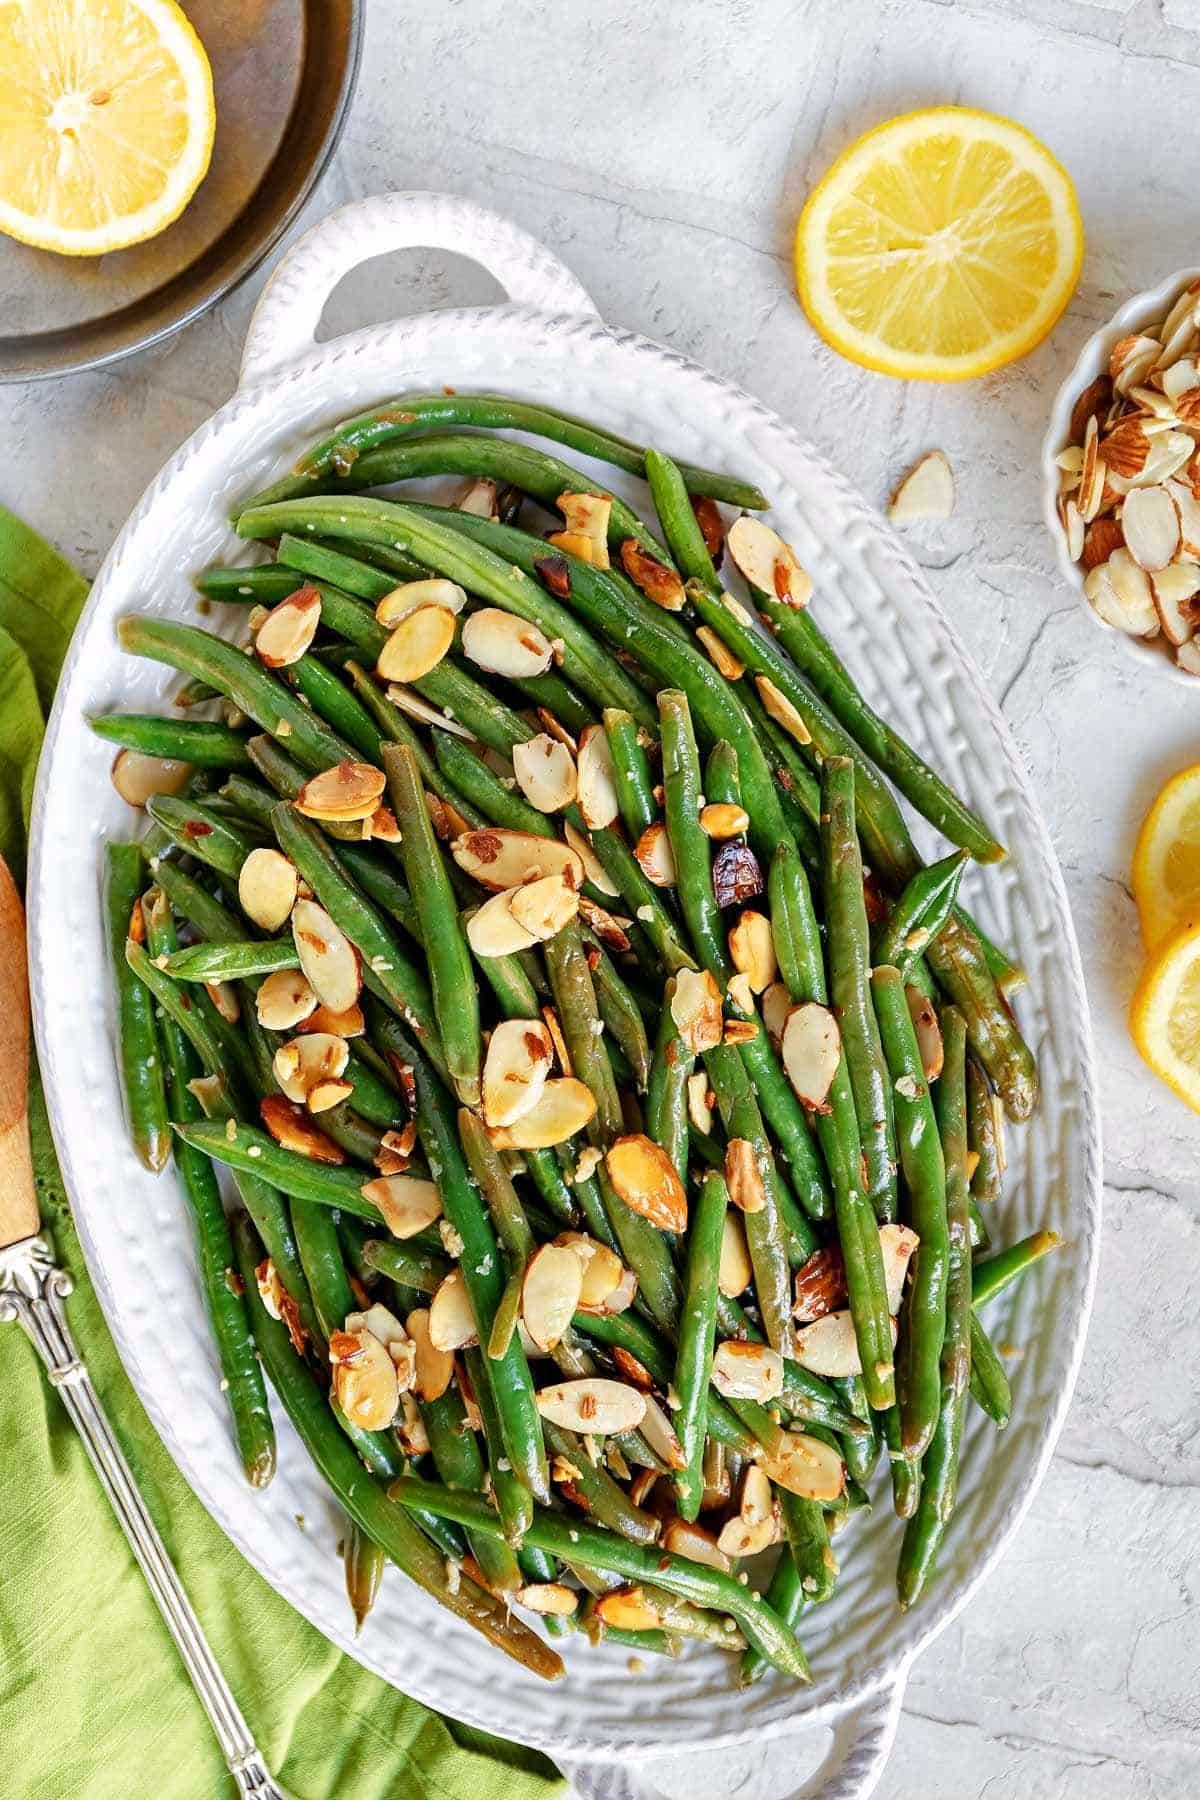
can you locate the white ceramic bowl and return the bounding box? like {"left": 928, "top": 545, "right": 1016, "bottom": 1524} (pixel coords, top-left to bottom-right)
{"left": 28, "top": 193, "right": 1102, "bottom": 1800}
{"left": 1041, "top": 265, "right": 1200, "bottom": 683}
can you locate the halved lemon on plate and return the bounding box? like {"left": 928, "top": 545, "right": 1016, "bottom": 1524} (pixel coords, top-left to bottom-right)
{"left": 0, "top": 0, "right": 215, "bottom": 257}
{"left": 1131, "top": 919, "right": 1200, "bottom": 1112}
{"left": 1132, "top": 763, "right": 1200, "bottom": 950}
{"left": 795, "top": 106, "right": 1083, "bottom": 381}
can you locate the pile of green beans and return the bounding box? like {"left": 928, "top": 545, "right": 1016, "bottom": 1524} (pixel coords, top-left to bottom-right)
{"left": 96, "top": 397, "right": 1060, "bottom": 1677}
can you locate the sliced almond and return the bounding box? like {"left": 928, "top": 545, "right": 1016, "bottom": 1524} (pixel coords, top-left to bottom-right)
{"left": 1100, "top": 416, "right": 1151, "bottom": 482}
{"left": 296, "top": 761, "right": 387, "bottom": 822}
{"left": 291, "top": 898, "right": 362, "bottom": 1013}
{"left": 522, "top": 1243, "right": 585, "bottom": 1352}
{"left": 256, "top": 968, "right": 317, "bottom": 1031}
{"left": 296, "top": 1001, "right": 365, "bottom": 1038}
{"left": 452, "top": 829, "right": 583, "bottom": 892}
{"left": 204, "top": 980, "right": 239, "bottom": 1026}
{"left": 565, "top": 822, "right": 620, "bottom": 898}
{"left": 457, "top": 477, "right": 500, "bottom": 520}
{"left": 670, "top": 967, "right": 723, "bottom": 1055}
{"left": 781, "top": 1002, "right": 840, "bottom": 1111}
{"left": 594, "top": 1586, "right": 662, "bottom": 1631}
{"left": 507, "top": 872, "right": 579, "bottom": 941}
{"left": 255, "top": 587, "right": 321, "bottom": 668}
{"left": 620, "top": 539, "right": 685, "bottom": 610}
{"left": 1084, "top": 559, "right": 1157, "bottom": 636}
{"left": 761, "top": 1430, "right": 846, "bottom": 1503}
{"left": 518, "top": 1583, "right": 578, "bottom": 1617}
{"left": 794, "top": 1308, "right": 897, "bottom": 1377}
{"left": 1177, "top": 639, "right": 1200, "bottom": 674}
{"left": 700, "top": 801, "right": 750, "bottom": 840}
{"left": 578, "top": 895, "right": 631, "bottom": 951}
{"left": 740, "top": 1463, "right": 774, "bottom": 1529}
{"left": 272, "top": 1031, "right": 349, "bottom": 1103}
{"left": 376, "top": 603, "right": 456, "bottom": 683}
{"left": 728, "top": 909, "right": 777, "bottom": 993}
{"left": 1151, "top": 563, "right": 1200, "bottom": 646}
{"left": 375, "top": 578, "right": 466, "bottom": 627}
{"left": 686, "top": 1070, "right": 714, "bottom": 1135}
{"left": 906, "top": 986, "right": 943, "bottom": 1082}
{"left": 724, "top": 1138, "right": 765, "bottom": 1215}
{"left": 486, "top": 1077, "right": 597, "bottom": 1149}
{"left": 576, "top": 725, "right": 620, "bottom": 829}
{"left": 1138, "top": 431, "right": 1196, "bottom": 488}
{"left": 111, "top": 749, "right": 190, "bottom": 809}
{"left": 559, "top": 1233, "right": 628, "bottom": 1314}
{"left": 1166, "top": 477, "right": 1200, "bottom": 557}
{"left": 1080, "top": 515, "right": 1125, "bottom": 570}
{"left": 717, "top": 1510, "right": 778, "bottom": 1560}
{"left": 1110, "top": 333, "right": 1161, "bottom": 394}
{"left": 726, "top": 970, "right": 754, "bottom": 1015}
{"left": 374, "top": 1123, "right": 418, "bottom": 1176}
{"left": 558, "top": 491, "right": 612, "bottom": 570}
{"left": 605, "top": 1134, "right": 688, "bottom": 1234}
{"left": 260, "top": 1094, "right": 345, "bottom": 1163}
{"left": 394, "top": 1391, "right": 430, "bottom": 1456}
{"left": 711, "top": 1340, "right": 784, "bottom": 1401}
{"left": 633, "top": 821, "right": 677, "bottom": 886}
{"left": 238, "top": 846, "right": 299, "bottom": 933}
{"left": 466, "top": 889, "right": 541, "bottom": 958}
{"left": 1077, "top": 416, "right": 1105, "bottom": 523}
{"left": 1122, "top": 485, "right": 1181, "bottom": 572}
{"left": 1062, "top": 495, "right": 1082, "bottom": 560}
{"left": 792, "top": 1245, "right": 848, "bottom": 1323}
{"left": 761, "top": 980, "right": 791, "bottom": 1046}
{"left": 639, "top": 1395, "right": 686, "bottom": 1471}
{"left": 330, "top": 1325, "right": 399, "bottom": 1431}
{"left": 880, "top": 1222, "right": 919, "bottom": 1313}
{"left": 461, "top": 608, "right": 554, "bottom": 678}
{"left": 547, "top": 529, "right": 595, "bottom": 564}
{"left": 726, "top": 515, "right": 812, "bottom": 604}
{"left": 1069, "top": 374, "right": 1114, "bottom": 443}
{"left": 510, "top": 734, "right": 577, "bottom": 814}
{"left": 661, "top": 1519, "right": 730, "bottom": 1572}
{"left": 696, "top": 625, "right": 745, "bottom": 679}
{"left": 535, "top": 1377, "right": 646, "bottom": 1435}
{"left": 360, "top": 1173, "right": 442, "bottom": 1239}
{"left": 428, "top": 1269, "right": 479, "bottom": 1353}
{"left": 307, "top": 1077, "right": 353, "bottom": 1113}
{"left": 718, "top": 1209, "right": 753, "bottom": 1297}
{"left": 887, "top": 449, "right": 955, "bottom": 523}
{"left": 755, "top": 675, "right": 811, "bottom": 746}
{"left": 384, "top": 683, "right": 476, "bottom": 740}
{"left": 482, "top": 1018, "right": 554, "bottom": 1128}
{"left": 407, "top": 1306, "right": 454, "bottom": 1401}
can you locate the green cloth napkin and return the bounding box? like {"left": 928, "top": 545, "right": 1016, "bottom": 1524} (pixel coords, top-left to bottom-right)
{"left": 0, "top": 504, "right": 565, "bottom": 1800}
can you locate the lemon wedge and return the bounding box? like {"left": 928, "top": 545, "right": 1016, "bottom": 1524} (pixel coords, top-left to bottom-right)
{"left": 1130, "top": 919, "right": 1200, "bottom": 1112}
{"left": 1132, "top": 763, "right": 1200, "bottom": 950}
{"left": 795, "top": 106, "right": 1083, "bottom": 381}
{"left": 0, "top": 0, "right": 214, "bottom": 257}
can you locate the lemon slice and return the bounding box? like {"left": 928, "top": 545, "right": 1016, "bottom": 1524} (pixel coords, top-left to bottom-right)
{"left": 1130, "top": 920, "right": 1200, "bottom": 1112}
{"left": 1132, "top": 763, "right": 1200, "bottom": 950}
{"left": 795, "top": 106, "right": 1083, "bottom": 381}
{"left": 0, "top": 0, "right": 214, "bottom": 257}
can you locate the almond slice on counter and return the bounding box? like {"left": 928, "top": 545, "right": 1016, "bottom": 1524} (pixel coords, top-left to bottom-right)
{"left": 512, "top": 734, "right": 577, "bottom": 813}
{"left": 466, "top": 889, "right": 541, "bottom": 958}
{"left": 260, "top": 1094, "right": 345, "bottom": 1164}
{"left": 291, "top": 898, "right": 362, "bottom": 1013}
{"left": 255, "top": 587, "right": 321, "bottom": 668}
{"left": 792, "top": 1245, "right": 848, "bottom": 1323}
{"left": 880, "top": 1222, "right": 920, "bottom": 1313}
{"left": 605, "top": 1134, "right": 688, "bottom": 1233}
{"left": 111, "top": 749, "right": 190, "bottom": 809}
{"left": 700, "top": 801, "right": 750, "bottom": 840}
{"left": 486, "top": 1077, "right": 597, "bottom": 1149}
{"left": 593, "top": 1587, "right": 662, "bottom": 1631}
{"left": 522, "top": 1243, "right": 585, "bottom": 1351}
{"left": 452, "top": 828, "right": 584, "bottom": 892}
{"left": 727, "top": 515, "right": 812, "bottom": 605}
{"left": 535, "top": 1377, "right": 647, "bottom": 1435}
{"left": 565, "top": 822, "right": 620, "bottom": 898}
{"left": 724, "top": 1138, "right": 765, "bottom": 1215}
{"left": 557, "top": 491, "right": 612, "bottom": 569}
{"left": 633, "top": 821, "right": 677, "bottom": 886}
{"left": 384, "top": 683, "right": 477, "bottom": 739}
{"left": 718, "top": 1209, "right": 753, "bottom": 1297}
{"left": 376, "top": 604, "right": 456, "bottom": 683}
{"left": 482, "top": 1017, "right": 554, "bottom": 1127}
{"left": 407, "top": 1307, "right": 454, "bottom": 1401}
{"left": 273, "top": 1031, "right": 349, "bottom": 1104}
{"left": 429, "top": 1269, "right": 479, "bottom": 1353}
{"left": 670, "top": 967, "right": 723, "bottom": 1055}
{"left": 256, "top": 968, "right": 318, "bottom": 1031}
{"left": 296, "top": 761, "right": 387, "bottom": 822}
{"left": 360, "top": 1173, "right": 442, "bottom": 1240}
{"left": 461, "top": 608, "right": 554, "bottom": 678}
{"left": 887, "top": 450, "right": 955, "bottom": 524}
{"left": 711, "top": 1339, "right": 784, "bottom": 1401}
{"left": 761, "top": 980, "right": 791, "bottom": 1046}
{"left": 1122, "top": 485, "right": 1181, "bottom": 572}
{"left": 507, "top": 872, "right": 579, "bottom": 941}
{"left": 620, "top": 539, "right": 686, "bottom": 611}
{"left": 781, "top": 1002, "right": 841, "bottom": 1111}
{"left": 1151, "top": 563, "right": 1200, "bottom": 646}
{"left": 728, "top": 909, "right": 777, "bottom": 993}
{"left": 661, "top": 1519, "right": 730, "bottom": 1572}
{"left": 375, "top": 578, "right": 466, "bottom": 627}
{"left": 239, "top": 846, "right": 299, "bottom": 932}
{"left": 330, "top": 1325, "right": 400, "bottom": 1430}
{"left": 576, "top": 725, "right": 620, "bottom": 829}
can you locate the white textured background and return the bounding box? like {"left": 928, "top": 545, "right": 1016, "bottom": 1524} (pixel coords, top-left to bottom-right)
{"left": 4, "top": 1, "right": 1200, "bottom": 1794}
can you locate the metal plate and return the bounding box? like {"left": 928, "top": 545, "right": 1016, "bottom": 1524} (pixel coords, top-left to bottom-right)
{"left": 0, "top": 0, "right": 361, "bottom": 382}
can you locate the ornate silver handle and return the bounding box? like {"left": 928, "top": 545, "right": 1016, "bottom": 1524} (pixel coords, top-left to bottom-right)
{"left": 1, "top": 1231, "right": 287, "bottom": 1799}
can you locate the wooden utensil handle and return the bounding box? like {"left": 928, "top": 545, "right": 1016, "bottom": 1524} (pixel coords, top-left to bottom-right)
{"left": 0, "top": 856, "right": 38, "bottom": 1244}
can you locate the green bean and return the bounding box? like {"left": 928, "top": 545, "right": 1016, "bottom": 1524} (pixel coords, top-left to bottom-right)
{"left": 466, "top": 1346, "right": 535, "bottom": 1546}
{"left": 383, "top": 744, "right": 481, "bottom": 1108}
{"left": 831, "top": 1378, "right": 880, "bottom": 1485}
{"left": 342, "top": 661, "right": 466, "bottom": 805}
{"left": 143, "top": 794, "right": 253, "bottom": 884}
{"left": 117, "top": 615, "right": 357, "bottom": 774}
{"left": 540, "top": 1422, "right": 661, "bottom": 1545}
{"left": 276, "top": 532, "right": 424, "bottom": 594}
{"left": 603, "top": 708, "right": 657, "bottom": 838}
{"left": 196, "top": 563, "right": 310, "bottom": 605}
{"left": 360, "top": 1236, "right": 452, "bottom": 1295}
{"left": 151, "top": 861, "right": 247, "bottom": 946}
{"left": 292, "top": 1199, "right": 355, "bottom": 1343}
{"left": 645, "top": 978, "right": 692, "bottom": 1185}
{"left": 125, "top": 940, "right": 240, "bottom": 1092}
{"left": 739, "top": 1546, "right": 806, "bottom": 1686}
{"left": 659, "top": 689, "right": 729, "bottom": 977}
{"left": 872, "top": 965, "right": 948, "bottom": 1459}
{"left": 512, "top": 668, "right": 596, "bottom": 734}
{"left": 673, "top": 1171, "right": 727, "bottom": 1520}
{"left": 586, "top": 941, "right": 652, "bottom": 1092}
{"left": 162, "top": 939, "right": 299, "bottom": 982}
{"left": 972, "top": 1230, "right": 1062, "bottom": 1307}
{"left": 875, "top": 851, "right": 968, "bottom": 978}
{"left": 704, "top": 739, "right": 742, "bottom": 811}
{"left": 176, "top": 1117, "right": 385, "bottom": 1220}
{"left": 565, "top": 810, "right": 694, "bottom": 976}
{"left": 703, "top": 1044, "right": 793, "bottom": 1355}
{"left": 969, "top": 1314, "right": 1013, "bottom": 1426}
{"left": 288, "top": 655, "right": 383, "bottom": 761}
{"left": 883, "top": 1404, "right": 921, "bottom": 1519}
{"left": 421, "top": 1388, "right": 522, "bottom": 1589}
{"left": 90, "top": 713, "right": 252, "bottom": 767}
{"left": 925, "top": 914, "right": 1039, "bottom": 1123}
{"left": 344, "top": 1522, "right": 386, "bottom": 1633}
{"left": 231, "top": 1213, "right": 563, "bottom": 1680}
{"left": 967, "top": 1058, "right": 1003, "bottom": 1208}
{"left": 822, "top": 758, "right": 898, "bottom": 1223}
{"left": 970, "top": 915, "right": 1027, "bottom": 996}
{"left": 645, "top": 448, "right": 723, "bottom": 591}
{"left": 458, "top": 1110, "right": 535, "bottom": 1264}
{"left": 105, "top": 846, "right": 171, "bottom": 1172}
{"left": 780, "top": 1489, "right": 836, "bottom": 1604}
{"left": 417, "top": 657, "right": 531, "bottom": 757}
{"left": 218, "top": 773, "right": 285, "bottom": 833}
{"left": 432, "top": 731, "right": 554, "bottom": 838}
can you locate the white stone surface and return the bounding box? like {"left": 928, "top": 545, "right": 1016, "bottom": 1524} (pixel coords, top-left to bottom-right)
{"left": 3, "top": 0, "right": 1200, "bottom": 1793}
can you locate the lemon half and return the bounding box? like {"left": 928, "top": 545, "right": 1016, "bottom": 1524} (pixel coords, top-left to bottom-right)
{"left": 1132, "top": 763, "right": 1200, "bottom": 951}
{"left": 0, "top": 0, "right": 215, "bottom": 257}
{"left": 795, "top": 106, "right": 1083, "bottom": 381}
{"left": 1131, "top": 919, "right": 1200, "bottom": 1113}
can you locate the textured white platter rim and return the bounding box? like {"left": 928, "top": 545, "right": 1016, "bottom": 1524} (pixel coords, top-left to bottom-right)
{"left": 27, "top": 193, "right": 1101, "bottom": 1777}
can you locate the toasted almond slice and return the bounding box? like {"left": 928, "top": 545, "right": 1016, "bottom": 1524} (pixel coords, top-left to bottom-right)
{"left": 605, "top": 1134, "right": 688, "bottom": 1234}
{"left": 558, "top": 491, "right": 612, "bottom": 570}
{"left": 452, "top": 829, "right": 584, "bottom": 892}
{"left": 407, "top": 1306, "right": 455, "bottom": 1401}
{"left": 724, "top": 1138, "right": 765, "bottom": 1215}
{"left": 542, "top": 1006, "right": 573, "bottom": 1076}
{"left": 511, "top": 734, "right": 577, "bottom": 813}
{"left": 1177, "top": 639, "right": 1200, "bottom": 674}
{"left": 711, "top": 1340, "right": 784, "bottom": 1401}
{"left": 394, "top": 1391, "right": 430, "bottom": 1456}
{"left": 1137, "top": 431, "right": 1196, "bottom": 488}
{"left": 717, "top": 1512, "right": 778, "bottom": 1559}
{"left": 272, "top": 1031, "right": 349, "bottom": 1103}
{"left": 723, "top": 1017, "right": 757, "bottom": 1046}
{"left": 887, "top": 450, "right": 955, "bottom": 523}
{"left": 1166, "top": 477, "right": 1200, "bottom": 557}
{"left": 1069, "top": 374, "right": 1113, "bottom": 444}
{"left": 879, "top": 1222, "right": 920, "bottom": 1313}
{"left": 375, "top": 578, "right": 467, "bottom": 627}
{"left": 361, "top": 1173, "right": 442, "bottom": 1239}
{"left": 661, "top": 1519, "right": 730, "bottom": 1572}
{"left": 795, "top": 1308, "right": 888, "bottom": 1377}
{"left": 384, "top": 683, "right": 477, "bottom": 740}
{"left": 633, "top": 821, "right": 677, "bottom": 886}
{"left": 686, "top": 1070, "right": 714, "bottom": 1135}
{"left": 347, "top": 1300, "right": 410, "bottom": 1360}
{"left": 204, "top": 980, "right": 239, "bottom": 1026}
{"left": 255, "top": 587, "right": 321, "bottom": 668}
{"left": 330, "top": 1325, "right": 400, "bottom": 1430}
{"left": 1151, "top": 563, "right": 1200, "bottom": 646}
{"left": 1122, "top": 485, "right": 1181, "bottom": 571}
{"left": 728, "top": 909, "right": 777, "bottom": 994}
{"left": 781, "top": 1002, "right": 840, "bottom": 1111}
{"left": 696, "top": 625, "right": 745, "bottom": 679}
{"left": 718, "top": 1209, "right": 753, "bottom": 1297}
{"left": 428, "top": 1269, "right": 479, "bottom": 1352}
{"left": 535, "top": 1377, "right": 647, "bottom": 1434}
{"left": 457, "top": 477, "right": 500, "bottom": 520}
{"left": 639, "top": 1395, "right": 686, "bottom": 1471}
{"left": 1100, "top": 416, "right": 1151, "bottom": 481}
{"left": 374, "top": 1123, "right": 418, "bottom": 1176}
{"left": 761, "top": 980, "right": 791, "bottom": 1047}
{"left": 1084, "top": 559, "right": 1157, "bottom": 636}
{"left": 620, "top": 539, "right": 686, "bottom": 610}
{"left": 296, "top": 761, "right": 387, "bottom": 822}
{"left": 761, "top": 1430, "right": 846, "bottom": 1503}
{"left": 594, "top": 1586, "right": 662, "bottom": 1631}
{"left": 565, "top": 822, "right": 620, "bottom": 898}
{"left": 522, "top": 1243, "right": 585, "bottom": 1351}
{"left": 307, "top": 1077, "right": 353, "bottom": 1113}
{"left": 256, "top": 968, "right": 318, "bottom": 1031}
{"left": 906, "top": 986, "right": 943, "bottom": 1081}
{"left": 1111, "top": 332, "right": 1161, "bottom": 394}
{"left": 508, "top": 872, "right": 579, "bottom": 941}
{"left": 700, "top": 801, "right": 750, "bottom": 839}
{"left": 461, "top": 608, "right": 554, "bottom": 678}
{"left": 487, "top": 1077, "right": 597, "bottom": 1149}
{"left": 727, "top": 515, "right": 812, "bottom": 604}
{"left": 482, "top": 1018, "right": 554, "bottom": 1127}
{"left": 296, "top": 1001, "right": 365, "bottom": 1038}
{"left": 239, "top": 846, "right": 299, "bottom": 932}
{"left": 518, "top": 1582, "right": 578, "bottom": 1617}
{"left": 547, "top": 529, "right": 595, "bottom": 564}
{"left": 576, "top": 725, "right": 620, "bottom": 829}
{"left": 792, "top": 1245, "right": 848, "bottom": 1323}
{"left": 578, "top": 896, "right": 631, "bottom": 951}
{"left": 740, "top": 1463, "right": 774, "bottom": 1529}
{"left": 558, "top": 1232, "right": 626, "bottom": 1310}
{"left": 111, "top": 749, "right": 190, "bottom": 809}
{"left": 755, "top": 675, "right": 811, "bottom": 745}
{"left": 726, "top": 971, "right": 755, "bottom": 1016}
{"left": 291, "top": 898, "right": 362, "bottom": 1013}
{"left": 466, "top": 889, "right": 541, "bottom": 958}
{"left": 1081, "top": 515, "right": 1125, "bottom": 570}
{"left": 670, "top": 967, "right": 723, "bottom": 1055}
{"left": 376, "top": 604, "right": 456, "bottom": 683}
{"left": 260, "top": 1094, "right": 345, "bottom": 1164}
